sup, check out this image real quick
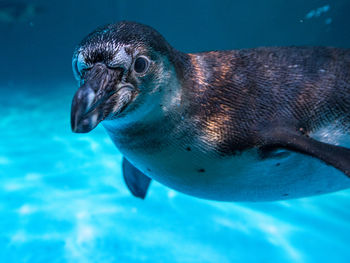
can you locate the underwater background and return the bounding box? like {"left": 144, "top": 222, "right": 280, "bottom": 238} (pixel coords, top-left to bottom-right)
{"left": 1, "top": 0, "right": 350, "bottom": 262}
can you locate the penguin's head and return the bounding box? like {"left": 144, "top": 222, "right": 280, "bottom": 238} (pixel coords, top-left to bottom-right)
{"left": 71, "top": 21, "right": 184, "bottom": 133}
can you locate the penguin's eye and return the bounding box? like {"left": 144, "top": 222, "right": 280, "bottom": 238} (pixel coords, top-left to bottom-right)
{"left": 133, "top": 56, "right": 149, "bottom": 74}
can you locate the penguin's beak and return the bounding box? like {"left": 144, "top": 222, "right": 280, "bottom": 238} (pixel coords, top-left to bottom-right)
{"left": 71, "top": 82, "right": 101, "bottom": 133}
{"left": 71, "top": 63, "right": 132, "bottom": 133}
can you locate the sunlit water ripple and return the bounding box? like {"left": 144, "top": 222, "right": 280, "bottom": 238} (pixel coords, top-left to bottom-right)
{"left": 0, "top": 82, "right": 349, "bottom": 263}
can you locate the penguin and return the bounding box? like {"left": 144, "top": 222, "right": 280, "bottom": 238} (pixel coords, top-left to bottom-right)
{"left": 71, "top": 21, "right": 350, "bottom": 201}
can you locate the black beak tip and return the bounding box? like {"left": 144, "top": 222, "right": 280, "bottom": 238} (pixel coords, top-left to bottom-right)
{"left": 71, "top": 122, "right": 83, "bottom": 133}
{"left": 70, "top": 87, "right": 98, "bottom": 133}
{"left": 70, "top": 113, "right": 97, "bottom": 133}
{"left": 70, "top": 100, "right": 81, "bottom": 133}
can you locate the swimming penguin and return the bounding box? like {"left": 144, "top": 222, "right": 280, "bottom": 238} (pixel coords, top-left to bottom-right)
{"left": 71, "top": 21, "right": 350, "bottom": 201}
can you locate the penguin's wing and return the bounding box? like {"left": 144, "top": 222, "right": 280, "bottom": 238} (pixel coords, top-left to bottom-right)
{"left": 260, "top": 128, "right": 350, "bottom": 178}
{"left": 122, "top": 157, "right": 151, "bottom": 199}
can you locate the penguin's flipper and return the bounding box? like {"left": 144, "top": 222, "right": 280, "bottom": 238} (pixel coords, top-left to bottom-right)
{"left": 122, "top": 157, "right": 151, "bottom": 199}
{"left": 260, "top": 128, "right": 350, "bottom": 178}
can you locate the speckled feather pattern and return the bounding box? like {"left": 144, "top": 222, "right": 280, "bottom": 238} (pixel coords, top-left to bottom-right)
{"left": 184, "top": 47, "right": 350, "bottom": 155}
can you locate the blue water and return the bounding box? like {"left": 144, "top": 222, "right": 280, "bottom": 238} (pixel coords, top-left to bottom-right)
{"left": 1, "top": 1, "right": 350, "bottom": 262}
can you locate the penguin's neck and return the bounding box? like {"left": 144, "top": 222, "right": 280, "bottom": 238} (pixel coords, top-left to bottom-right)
{"left": 102, "top": 60, "right": 186, "bottom": 154}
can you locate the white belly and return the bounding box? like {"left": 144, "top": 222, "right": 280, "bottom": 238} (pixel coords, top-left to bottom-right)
{"left": 114, "top": 123, "right": 350, "bottom": 201}
{"left": 120, "top": 147, "right": 349, "bottom": 202}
